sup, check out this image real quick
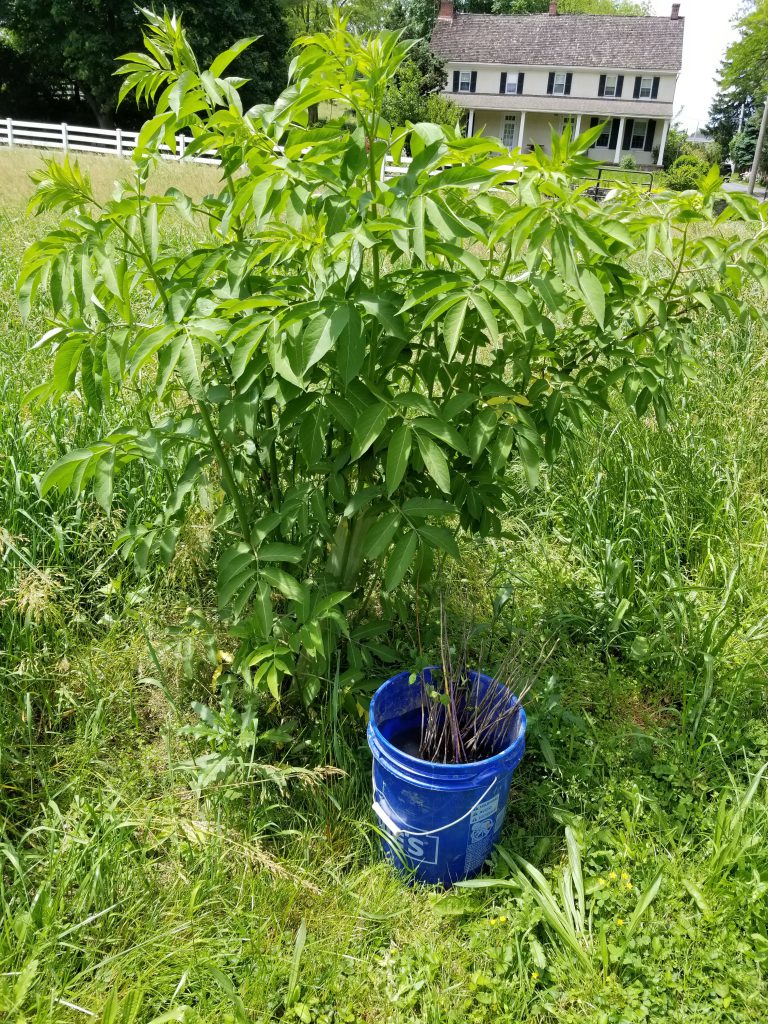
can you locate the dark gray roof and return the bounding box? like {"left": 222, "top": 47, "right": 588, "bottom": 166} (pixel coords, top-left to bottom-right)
{"left": 431, "top": 14, "right": 684, "bottom": 72}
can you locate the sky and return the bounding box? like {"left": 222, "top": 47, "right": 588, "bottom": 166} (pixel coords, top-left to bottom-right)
{"left": 648, "top": 0, "right": 742, "bottom": 133}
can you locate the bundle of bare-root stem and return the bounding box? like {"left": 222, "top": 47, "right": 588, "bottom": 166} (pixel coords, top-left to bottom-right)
{"left": 417, "top": 604, "right": 552, "bottom": 765}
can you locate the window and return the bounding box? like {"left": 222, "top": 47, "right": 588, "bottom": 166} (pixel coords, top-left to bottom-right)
{"left": 596, "top": 123, "right": 611, "bottom": 147}
{"left": 603, "top": 75, "right": 618, "bottom": 98}
{"left": 502, "top": 114, "right": 518, "bottom": 148}
{"left": 563, "top": 114, "right": 577, "bottom": 133}
{"left": 505, "top": 72, "right": 519, "bottom": 95}
{"left": 638, "top": 76, "right": 653, "bottom": 98}
{"left": 459, "top": 71, "right": 472, "bottom": 92}
{"left": 631, "top": 119, "right": 648, "bottom": 149}
{"left": 552, "top": 72, "right": 568, "bottom": 95}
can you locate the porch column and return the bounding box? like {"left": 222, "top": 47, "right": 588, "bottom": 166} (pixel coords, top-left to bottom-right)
{"left": 657, "top": 118, "right": 670, "bottom": 167}
{"left": 614, "top": 117, "right": 626, "bottom": 165}
{"left": 467, "top": 108, "right": 475, "bottom": 137}
{"left": 518, "top": 110, "right": 527, "bottom": 150}
{"left": 574, "top": 113, "right": 582, "bottom": 137}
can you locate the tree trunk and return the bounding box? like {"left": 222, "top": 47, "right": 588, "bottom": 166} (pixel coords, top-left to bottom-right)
{"left": 80, "top": 85, "right": 115, "bottom": 129}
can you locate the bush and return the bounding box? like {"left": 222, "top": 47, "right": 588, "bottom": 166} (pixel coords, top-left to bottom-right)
{"left": 620, "top": 155, "right": 637, "bottom": 170}
{"left": 19, "top": 12, "right": 768, "bottom": 720}
{"left": 665, "top": 154, "right": 710, "bottom": 191}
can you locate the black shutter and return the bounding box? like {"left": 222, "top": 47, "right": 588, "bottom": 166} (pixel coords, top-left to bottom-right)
{"left": 565, "top": 72, "right": 573, "bottom": 95}
{"left": 633, "top": 76, "right": 641, "bottom": 98}
{"left": 470, "top": 71, "right": 477, "bottom": 93}
{"left": 517, "top": 72, "right": 524, "bottom": 94}
{"left": 651, "top": 76, "right": 660, "bottom": 99}
{"left": 608, "top": 118, "right": 619, "bottom": 149}
{"left": 547, "top": 72, "right": 555, "bottom": 94}
{"left": 616, "top": 74, "right": 624, "bottom": 97}
{"left": 499, "top": 72, "right": 507, "bottom": 94}
{"left": 590, "top": 116, "right": 599, "bottom": 128}
{"left": 644, "top": 119, "right": 656, "bottom": 151}
{"left": 598, "top": 74, "right": 606, "bottom": 97}
{"left": 452, "top": 70, "right": 459, "bottom": 93}
{"left": 625, "top": 119, "right": 634, "bottom": 149}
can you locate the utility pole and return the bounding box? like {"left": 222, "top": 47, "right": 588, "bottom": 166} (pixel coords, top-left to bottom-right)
{"left": 749, "top": 95, "right": 768, "bottom": 195}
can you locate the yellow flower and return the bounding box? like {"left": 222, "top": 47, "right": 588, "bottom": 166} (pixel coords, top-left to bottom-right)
{"left": 625, "top": 882, "right": 633, "bottom": 890}
{"left": 621, "top": 871, "right": 630, "bottom": 881}
{"left": 598, "top": 878, "right": 607, "bottom": 887}
{"left": 532, "top": 971, "right": 540, "bottom": 981}
{"left": 617, "top": 917, "right": 625, "bottom": 926}
{"left": 609, "top": 871, "right": 618, "bottom": 881}
{"left": 489, "top": 917, "right": 498, "bottom": 925}
{"left": 499, "top": 915, "right": 508, "bottom": 924}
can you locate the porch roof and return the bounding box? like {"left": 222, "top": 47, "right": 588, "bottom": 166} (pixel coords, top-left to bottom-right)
{"left": 443, "top": 92, "right": 673, "bottom": 119}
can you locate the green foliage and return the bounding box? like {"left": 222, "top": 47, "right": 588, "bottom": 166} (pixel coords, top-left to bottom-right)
{"left": 381, "top": 56, "right": 461, "bottom": 129}
{"left": 660, "top": 123, "right": 688, "bottom": 170}
{"left": 720, "top": 0, "right": 768, "bottom": 102}
{"left": 19, "top": 13, "right": 768, "bottom": 716}
{"left": 664, "top": 153, "right": 712, "bottom": 191}
{"left": 0, "top": 0, "right": 290, "bottom": 125}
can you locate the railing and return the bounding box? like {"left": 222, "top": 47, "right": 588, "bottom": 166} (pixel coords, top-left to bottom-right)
{"left": 0, "top": 117, "right": 218, "bottom": 163}
{"left": 581, "top": 165, "right": 654, "bottom": 199}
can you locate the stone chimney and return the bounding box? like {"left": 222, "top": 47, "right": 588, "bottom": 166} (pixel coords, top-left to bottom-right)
{"left": 437, "top": 0, "right": 454, "bottom": 21}
{"left": 549, "top": 1, "right": 558, "bottom": 14}
{"left": 671, "top": 4, "right": 680, "bottom": 19}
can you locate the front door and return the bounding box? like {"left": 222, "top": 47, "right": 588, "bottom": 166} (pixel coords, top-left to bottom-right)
{"left": 502, "top": 114, "right": 518, "bottom": 149}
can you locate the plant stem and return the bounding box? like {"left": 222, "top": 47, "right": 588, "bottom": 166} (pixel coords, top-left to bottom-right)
{"left": 197, "top": 402, "right": 252, "bottom": 546}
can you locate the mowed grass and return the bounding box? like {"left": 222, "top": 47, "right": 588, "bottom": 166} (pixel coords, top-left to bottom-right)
{"left": 1, "top": 151, "right": 767, "bottom": 1024}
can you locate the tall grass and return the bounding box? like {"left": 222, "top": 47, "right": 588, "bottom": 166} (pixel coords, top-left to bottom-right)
{"left": 1, "top": 155, "right": 767, "bottom": 1022}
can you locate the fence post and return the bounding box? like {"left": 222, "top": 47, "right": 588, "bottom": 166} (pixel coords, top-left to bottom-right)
{"left": 116, "top": 127, "right": 123, "bottom": 158}
{"left": 178, "top": 133, "right": 185, "bottom": 160}
{"left": 7, "top": 117, "right": 13, "bottom": 148}
{"left": 61, "top": 123, "right": 69, "bottom": 155}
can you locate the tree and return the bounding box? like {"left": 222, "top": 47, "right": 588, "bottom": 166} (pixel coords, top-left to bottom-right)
{"left": 21, "top": 13, "right": 768, "bottom": 724}
{"left": 707, "top": 84, "right": 753, "bottom": 155}
{"left": 719, "top": 0, "right": 768, "bottom": 190}
{"left": 0, "top": 0, "right": 290, "bottom": 127}
{"left": 460, "top": 0, "right": 650, "bottom": 13}
{"left": 382, "top": 54, "right": 462, "bottom": 128}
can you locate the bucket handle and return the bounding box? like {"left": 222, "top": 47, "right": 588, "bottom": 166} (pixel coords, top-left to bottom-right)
{"left": 372, "top": 777, "right": 497, "bottom": 838}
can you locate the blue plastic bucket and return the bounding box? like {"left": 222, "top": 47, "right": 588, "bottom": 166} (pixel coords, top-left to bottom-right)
{"left": 367, "top": 666, "right": 526, "bottom": 885}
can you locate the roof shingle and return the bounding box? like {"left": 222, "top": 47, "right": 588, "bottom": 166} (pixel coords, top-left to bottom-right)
{"left": 431, "top": 13, "right": 684, "bottom": 72}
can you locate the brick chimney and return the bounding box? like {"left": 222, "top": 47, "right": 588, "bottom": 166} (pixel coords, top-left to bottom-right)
{"left": 549, "top": 1, "right": 558, "bottom": 14}
{"left": 671, "top": 4, "right": 680, "bottom": 19}
{"left": 437, "top": 0, "right": 454, "bottom": 21}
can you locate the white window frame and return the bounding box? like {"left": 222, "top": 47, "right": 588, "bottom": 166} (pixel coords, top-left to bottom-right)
{"left": 631, "top": 119, "right": 648, "bottom": 149}
{"left": 459, "top": 70, "right": 472, "bottom": 93}
{"left": 562, "top": 114, "right": 576, "bottom": 133}
{"left": 505, "top": 71, "right": 520, "bottom": 95}
{"left": 596, "top": 124, "right": 611, "bottom": 148}
{"left": 603, "top": 74, "right": 618, "bottom": 98}
{"left": 638, "top": 76, "right": 654, "bottom": 99}
{"left": 552, "top": 72, "right": 568, "bottom": 95}
{"left": 502, "top": 114, "right": 518, "bottom": 148}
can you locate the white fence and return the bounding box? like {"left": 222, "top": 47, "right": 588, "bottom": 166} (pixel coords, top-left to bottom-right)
{"left": 0, "top": 116, "right": 218, "bottom": 163}
{"left": 0, "top": 116, "right": 416, "bottom": 177}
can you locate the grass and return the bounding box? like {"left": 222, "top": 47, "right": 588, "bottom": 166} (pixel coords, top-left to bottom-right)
{"left": 1, "top": 151, "right": 767, "bottom": 1023}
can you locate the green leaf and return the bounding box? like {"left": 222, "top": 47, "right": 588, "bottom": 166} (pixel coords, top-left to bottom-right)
{"left": 417, "top": 524, "right": 459, "bottom": 559}
{"left": 336, "top": 304, "right": 364, "bottom": 385}
{"left": 578, "top": 268, "right": 606, "bottom": 328}
{"left": 252, "top": 579, "right": 273, "bottom": 639}
{"left": 400, "top": 497, "right": 454, "bottom": 518}
{"left": 386, "top": 424, "right": 411, "bottom": 495}
{"left": 442, "top": 297, "right": 468, "bottom": 361}
{"left": 384, "top": 530, "right": 418, "bottom": 591}
{"left": 416, "top": 433, "right": 450, "bottom": 494}
{"left": 291, "top": 306, "right": 349, "bottom": 378}
{"left": 351, "top": 402, "right": 388, "bottom": 460}
{"left": 260, "top": 565, "right": 305, "bottom": 603}
{"left": 258, "top": 542, "right": 304, "bottom": 564}
{"left": 366, "top": 512, "right": 401, "bottom": 559}
{"left": 516, "top": 434, "right": 541, "bottom": 489}
{"left": 468, "top": 409, "right": 497, "bottom": 464}
{"left": 209, "top": 36, "right": 258, "bottom": 77}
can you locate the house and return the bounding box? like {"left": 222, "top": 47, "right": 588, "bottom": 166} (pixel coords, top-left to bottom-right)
{"left": 430, "top": 1, "right": 684, "bottom": 167}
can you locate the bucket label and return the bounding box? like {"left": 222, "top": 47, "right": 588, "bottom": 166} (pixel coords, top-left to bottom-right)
{"left": 401, "top": 833, "right": 439, "bottom": 865}
{"left": 470, "top": 795, "right": 499, "bottom": 825}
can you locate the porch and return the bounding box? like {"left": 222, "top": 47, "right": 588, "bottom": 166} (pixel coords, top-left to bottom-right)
{"left": 469, "top": 109, "right": 670, "bottom": 167}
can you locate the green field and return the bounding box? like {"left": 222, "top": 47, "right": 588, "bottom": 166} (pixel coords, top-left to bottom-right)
{"left": 1, "top": 147, "right": 767, "bottom": 1023}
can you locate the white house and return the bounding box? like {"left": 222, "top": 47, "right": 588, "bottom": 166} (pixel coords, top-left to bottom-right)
{"left": 430, "top": 0, "right": 684, "bottom": 167}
